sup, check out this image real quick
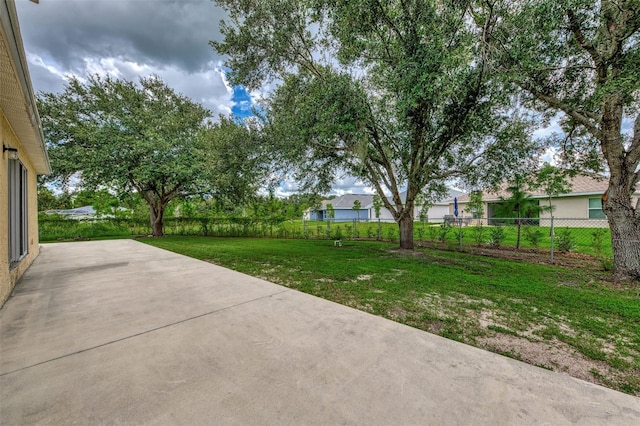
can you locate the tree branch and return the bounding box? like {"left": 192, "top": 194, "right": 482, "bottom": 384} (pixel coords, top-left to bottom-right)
{"left": 373, "top": 0, "right": 405, "bottom": 44}
{"left": 566, "top": 9, "right": 601, "bottom": 65}
{"left": 518, "top": 81, "right": 603, "bottom": 139}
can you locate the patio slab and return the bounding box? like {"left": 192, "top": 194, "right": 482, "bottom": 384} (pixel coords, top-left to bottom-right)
{"left": 1, "top": 239, "right": 638, "bottom": 425}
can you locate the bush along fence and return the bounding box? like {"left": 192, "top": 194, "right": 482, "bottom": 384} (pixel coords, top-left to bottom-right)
{"left": 39, "top": 216, "right": 614, "bottom": 265}
{"left": 425, "top": 217, "right": 614, "bottom": 268}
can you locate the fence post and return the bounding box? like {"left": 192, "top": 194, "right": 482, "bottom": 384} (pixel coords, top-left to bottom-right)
{"left": 377, "top": 218, "right": 381, "bottom": 240}
{"left": 303, "top": 217, "right": 307, "bottom": 238}
{"left": 550, "top": 216, "right": 555, "bottom": 264}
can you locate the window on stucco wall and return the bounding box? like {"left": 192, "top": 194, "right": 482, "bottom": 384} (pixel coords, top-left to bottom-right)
{"left": 8, "top": 159, "right": 28, "bottom": 266}
{"left": 588, "top": 197, "right": 606, "bottom": 219}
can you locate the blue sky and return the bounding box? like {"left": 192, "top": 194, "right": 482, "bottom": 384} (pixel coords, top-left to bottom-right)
{"left": 230, "top": 85, "right": 254, "bottom": 119}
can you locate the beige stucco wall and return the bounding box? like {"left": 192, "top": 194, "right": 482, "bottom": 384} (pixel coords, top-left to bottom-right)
{"left": 455, "top": 195, "right": 640, "bottom": 228}
{"left": 1, "top": 109, "right": 41, "bottom": 306}
{"left": 539, "top": 196, "right": 593, "bottom": 219}
{"left": 451, "top": 201, "right": 485, "bottom": 218}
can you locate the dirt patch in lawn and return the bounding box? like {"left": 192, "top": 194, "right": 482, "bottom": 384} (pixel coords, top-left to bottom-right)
{"left": 478, "top": 334, "right": 608, "bottom": 382}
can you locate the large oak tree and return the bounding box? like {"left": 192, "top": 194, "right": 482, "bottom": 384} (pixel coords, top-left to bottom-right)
{"left": 484, "top": 0, "right": 640, "bottom": 279}
{"left": 213, "top": 0, "right": 540, "bottom": 249}
{"left": 38, "top": 75, "right": 261, "bottom": 236}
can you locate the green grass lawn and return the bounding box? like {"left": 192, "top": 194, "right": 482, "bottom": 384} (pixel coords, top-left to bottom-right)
{"left": 40, "top": 216, "right": 613, "bottom": 261}
{"left": 142, "top": 236, "right": 639, "bottom": 395}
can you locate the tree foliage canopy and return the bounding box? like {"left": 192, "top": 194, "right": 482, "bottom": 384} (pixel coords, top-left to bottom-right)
{"left": 39, "top": 75, "right": 210, "bottom": 197}
{"left": 38, "top": 75, "right": 263, "bottom": 236}
{"left": 213, "top": 0, "right": 541, "bottom": 248}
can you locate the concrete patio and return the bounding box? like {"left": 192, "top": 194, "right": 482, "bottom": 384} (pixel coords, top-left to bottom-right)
{"left": 1, "top": 239, "right": 638, "bottom": 425}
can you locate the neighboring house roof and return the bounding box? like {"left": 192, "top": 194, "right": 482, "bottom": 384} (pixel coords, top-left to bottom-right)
{"left": 0, "top": 0, "right": 50, "bottom": 174}
{"left": 321, "top": 194, "right": 374, "bottom": 209}
{"left": 317, "top": 189, "right": 464, "bottom": 210}
{"left": 457, "top": 175, "right": 639, "bottom": 202}
{"left": 433, "top": 189, "right": 465, "bottom": 205}
{"left": 385, "top": 189, "right": 465, "bottom": 206}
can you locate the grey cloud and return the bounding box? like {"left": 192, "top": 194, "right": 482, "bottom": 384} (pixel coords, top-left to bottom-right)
{"left": 16, "top": 0, "right": 226, "bottom": 75}
{"left": 16, "top": 0, "right": 234, "bottom": 116}
{"left": 26, "top": 57, "right": 67, "bottom": 94}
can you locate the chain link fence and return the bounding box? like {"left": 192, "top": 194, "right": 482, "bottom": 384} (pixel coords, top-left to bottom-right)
{"left": 423, "top": 217, "right": 613, "bottom": 265}
{"left": 40, "top": 215, "right": 615, "bottom": 265}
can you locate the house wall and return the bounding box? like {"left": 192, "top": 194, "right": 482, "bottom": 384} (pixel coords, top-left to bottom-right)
{"left": 376, "top": 207, "right": 395, "bottom": 221}
{"left": 1, "top": 111, "right": 41, "bottom": 306}
{"left": 539, "top": 196, "right": 592, "bottom": 219}
{"left": 373, "top": 205, "right": 449, "bottom": 222}
{"left": 331, "top": 209, "right": 369, "bottom": 221}
{"left": 424, "top": 204, "right": 449, "bottom": 221}
{"left": 448, "top": 202, "right": 481, "bottom": 218}
{"left": 456, "top": 195, "right": 636, "bottom": 228}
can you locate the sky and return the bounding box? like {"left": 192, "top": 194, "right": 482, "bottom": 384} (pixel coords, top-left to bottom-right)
{"left": 14, "top": 0, "right": 373, "bottom": 196}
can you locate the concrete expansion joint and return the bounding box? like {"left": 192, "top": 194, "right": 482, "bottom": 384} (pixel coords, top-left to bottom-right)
{"left": 0, "top": 288, "right": 291, "bottom": 377}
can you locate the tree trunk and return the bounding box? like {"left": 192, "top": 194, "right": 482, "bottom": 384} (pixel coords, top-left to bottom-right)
{"left": 600, "top": 102, "right": 640, "bottom": 280}
{"left": 398, "top": 214, "right": 414, "bottom": 249}
{"left": 602, "top": 183, "right": 640, "bottom": 280}
{"left": 149, "top": 201, "right": 165, "bottom": 237}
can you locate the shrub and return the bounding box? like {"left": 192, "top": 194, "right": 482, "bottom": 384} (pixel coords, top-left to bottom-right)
{"left": 428, "top": 225, "right": 438, "bottom": 242}
{"left": 334, "top": 225, "right": 343, "bottom": 240}
{"left": 590, "top": 229, "right": 606, "bottom": 258}
{"left": 387, "top": 227, "right": 397, "bottom": 242}
{"left": 437, "top": 223, "right": 451, "bottom": 242}
{"left": 472, "top": 223, "right": 485, "bottom": 246}
{"left": 523, "top": 226, "right": 543, "bottom": 248}
{"left": 366, "top": 226, "right": 375, "bottom": 238}
{"left": 556, "top": 228, "right": 576, "bottom": 253}
{"left": 601, "top": 257, "right": 614, "bottom": 271}
{"left": 488, "top": 226, "right": 505, "bottom": 247}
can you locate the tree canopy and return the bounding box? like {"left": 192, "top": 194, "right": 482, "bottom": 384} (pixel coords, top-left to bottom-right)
{"left": 213, "top": 0, "right": 540, "bottom": 249}
{"left": 37, "top": 75, "right": 262, "bottom": 236}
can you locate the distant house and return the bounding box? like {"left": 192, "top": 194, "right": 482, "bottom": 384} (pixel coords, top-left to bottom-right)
{"left": 1, "top": 0, "right": 51, "bottom": 306}
{"left": 306, "top": 194, "right": 373, "bottom": 221}
{"left": 45, "top": 206, "right": 99, "bottom": 220}
{"left": 372, "top": 189, "right": 464, "bottom": 222}
{"left": 453, "top": 175, "right": 640, "bottom": 227}
{"left": 305, "top": 189, "right": 463, "bottom": 222}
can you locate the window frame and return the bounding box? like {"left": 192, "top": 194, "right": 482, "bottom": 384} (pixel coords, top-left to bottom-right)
{"left": 8, "top": 159, "right": 28, "bottom": 267}
{"left": 588, "top": 197, "right": 606, "bottom": 219}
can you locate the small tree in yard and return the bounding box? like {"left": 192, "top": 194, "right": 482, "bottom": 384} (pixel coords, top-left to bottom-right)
{"left": 468, "top": 190, "right": 484, "bottom": 219}
{"left": 372, "top": 195, "right": 382, "bottom": 219}
{"left": 494, "top": 175, "right": 551, "bottom": 249}
{"left": 532, "top": 163, "right": 572, "bottom": 217}
{"left": 352, "top": 199, "right": 362, "bottom": 222}
{"left": 326, "top": 203, "right": 335, "bottom": 220}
